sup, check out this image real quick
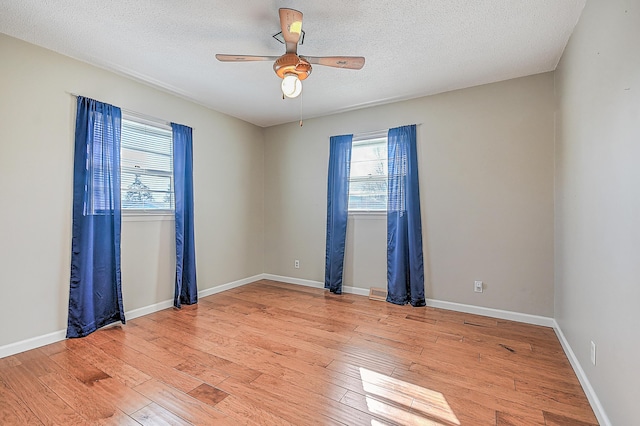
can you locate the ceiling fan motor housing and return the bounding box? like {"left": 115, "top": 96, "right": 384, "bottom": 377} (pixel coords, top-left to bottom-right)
{"left": 273, "top": 53, "right": 311, "bottom": 80}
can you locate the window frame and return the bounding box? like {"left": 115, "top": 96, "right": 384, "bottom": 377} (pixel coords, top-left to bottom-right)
{"left": 120, "top": 113, "right": 175, "bottom": 217}
{"left": 348, "top": 131, "right": 388, "bottom": 214}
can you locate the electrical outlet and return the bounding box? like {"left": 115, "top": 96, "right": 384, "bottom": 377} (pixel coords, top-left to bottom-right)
{"left": 294, "top": 259, "right": 300, "bottom": 269}
{"left": 474, "top": 280, "right": 483, "bottom": 293}
{"left": 590, "top": 341, "right": 596, "bottom": 365}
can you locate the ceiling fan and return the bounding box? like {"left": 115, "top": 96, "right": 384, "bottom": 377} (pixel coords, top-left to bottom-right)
{"left": 216, "top": 8, "right": 365, "bottom": 99}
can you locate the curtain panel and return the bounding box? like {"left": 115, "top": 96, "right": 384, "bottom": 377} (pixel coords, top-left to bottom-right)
{"left": 387, "top": 124, "right": 426, "bottom": 307}
{"left": 67, "top": 96, "right": 125, "bottom": 338}
{"left": 172, "top": 123, "right": 198, "bottom": 308}
{"left": 324, "top": 134, "right": 353, "bottom": 294}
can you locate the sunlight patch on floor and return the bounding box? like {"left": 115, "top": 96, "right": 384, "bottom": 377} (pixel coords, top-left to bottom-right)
{"left": 359, "top": 367, "right": 460, "bottom": 426}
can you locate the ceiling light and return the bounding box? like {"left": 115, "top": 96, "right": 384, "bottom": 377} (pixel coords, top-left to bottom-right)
{"left": 289, "top": 21, "right": 302, "bottom": 35}
{"left": 281, "top": 73, "right": 302, "bottom": 98}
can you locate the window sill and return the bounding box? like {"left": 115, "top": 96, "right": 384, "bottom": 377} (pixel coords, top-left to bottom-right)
{"left": 123, "top": 213, "right": 174, "bottom": 222}
{"left": 348, "top": 211, "right": 386, "bottom": 219}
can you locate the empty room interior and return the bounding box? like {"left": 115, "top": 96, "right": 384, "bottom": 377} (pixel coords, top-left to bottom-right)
{"left": 0, "top": 1, "right": 637, "bottom": 425}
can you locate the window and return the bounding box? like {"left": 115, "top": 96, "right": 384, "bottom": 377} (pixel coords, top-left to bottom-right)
{"left": 348, "top": 134, "right": 388, "bottom": 211}
{"left": 120, "top": 117, "right": 174, "bottom": 212}
{"left": 85, "top": 108, "right": 119, "bottom": 216}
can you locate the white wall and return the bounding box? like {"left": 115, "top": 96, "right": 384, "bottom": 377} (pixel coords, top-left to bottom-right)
{"left": 264, "top": 73, "right": 555, "bottom": 317}
{"left": 0, "top": 34, "right": 264, "bottom": 347}
{"left": 555, "top": 0, "right": 640, "bottom": 423}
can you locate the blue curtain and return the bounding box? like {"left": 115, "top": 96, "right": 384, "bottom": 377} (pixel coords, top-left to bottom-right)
{"left": 172, "top": 123, "right": 198, "bottom": 308}
{"left": 324, "top": 134, "right": 353, "bottom": 294}
{"left": 387, "top": 125, "right": 426, "bottom": 306}
{"left": 67, "top": 96, "right": 125, "bottom": 338}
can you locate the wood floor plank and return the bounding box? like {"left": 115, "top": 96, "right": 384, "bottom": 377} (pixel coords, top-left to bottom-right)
{"left": 393, "top": 366, "right": 559, "bottom": 425}
{"left": 230, "top": 286, "right": 386, "bottom": 326}
{"left": 354, "top": 364, "right": 496, "bottom": 425}
{"left": 514, "top": 380, "right": 598, "bottom": 424}
{"left": 187, "top": 383, "right": 229, "bottom": 406}
{"left": 496, "top": 410, "right": 545, "bottom": 425}
{"left": 131, "top": 402, "right": 193, "bottom": 426}
{"left": 100, "top": 324, "right": 186, "bottom": 367}
{"left": 0, "top": 280, "right": 598, "bottom": 425}
{"left": 82, "top": 328, "right": 117, "bottom": 346}
{"left": 0, "top": 377, "right": 43, "bottom": 425}
{"left": 415, "top": 340, "right": 481, "bottom": 367}
{"left": 214, "top": 394, "right": 295, "bottom": 426}
{"left": 158, "top": 326, "right": 351, "bottom": 403}
{"left": 13, "top": 348, "right": 64, "bottom": 377}
{"left": 99, "top": 339, "right": 203, "bottom": 393}
{"left": 202, "top": 307, "right": 354, "bottom": 364}
{"left": 252, "top": 368, "right": 349, "bottom": 403}
{"left": 0, "top": 356, "right": 21, "bottom": 370}
{"left": 341, "top": 390, "right": 442, "bottom": 425}
{"left": 351, "top": 331, "right": 425, "bottom": 355}
{"left": 249, "top": 371, "right": 392, "bottom": 426}
{"left": 413, "top": 392, "right": 497, "bottom": 425}
{"left": 0, "top": 364, "right": 90, "bottom": 425}
{"left": 37, "top": 341, "right": 68, "bottom": 357}
{"left": 64, "top": 338, "right": 152, "bottom": 388}
{"left": 231, "top": 329, "right": 334, "bottom": 367}
{"left": 430, "top": 336, "right": 579, "bottom": 389}
{"left": 478, "top": 352, "right": 583, "bottom": 393}
{"left": 327, "top": 358, "right": 395, "bottom": 379}
{"left": 543, "top": 410, "right": 599, "bottom": 426}
{"left": 49, "top": 349, "right": 111, "bottom": 385}
{"left": 216, "top": 377, "right": 343, "bottom": 426}
{"left": 90, "top": 377, "right": 152, "bottom": 415}
{"left": 134, "top": 379, "right": 231, "bottom": 425}
{"left": 96, "top": 408, "right": 142, "bottom": 426}
{"left": 410, "top": 357, "right": 517, "bottom": 391}
{"left": 38, "top": 370, "right": 116, "bottom": 421}
{"left": 150, "top": 336, "right": 262, "bottom": 384}
{"left": 354, "top": 323, "right": 444, "bottom": 348}
{"left": 173, "top": 359, "right": 229, "bottom": 387}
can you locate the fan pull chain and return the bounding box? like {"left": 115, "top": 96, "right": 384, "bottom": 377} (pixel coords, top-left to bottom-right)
{"left": 299, "top": 90, "right": 304, "bottom": 126}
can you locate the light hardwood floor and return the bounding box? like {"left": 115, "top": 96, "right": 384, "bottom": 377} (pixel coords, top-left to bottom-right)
{"left": 0, "top": 280, "right": 598, "bottom": 425}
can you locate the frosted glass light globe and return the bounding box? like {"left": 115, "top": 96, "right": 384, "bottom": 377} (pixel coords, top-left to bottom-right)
{"left": 281, "top": 73, "right": 302, "bottom": 98}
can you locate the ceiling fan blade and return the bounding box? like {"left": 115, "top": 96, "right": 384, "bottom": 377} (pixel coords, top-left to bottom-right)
{"left": 216, "top": 54, "right": 279, "bottom": 62}
{"left": 301, "top": 56, "right": 365, "bottom": 70}
{"left": 279, "top": 8, "right": 303, "bottom": 53}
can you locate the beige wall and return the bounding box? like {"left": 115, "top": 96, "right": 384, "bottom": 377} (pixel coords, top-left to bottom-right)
{"left": 555, "top": 0, "right": 640, "bottom": 423}
{"left": 0, "top": 34, "right": 265, "bottom": 347}
{"left": 264, "top": 72, "right": 555, "bottom": 317}
{"left": 344, "top": 215, "right": 387, "bottom": 290}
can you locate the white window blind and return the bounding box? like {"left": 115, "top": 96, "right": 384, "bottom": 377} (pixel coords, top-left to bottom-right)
{"left": 120, "top": 118, "right": 174, "bottom": 212}
{"left": 348, "top": 136, "right": 388, "bottom": 211}
{"left": 86, "top": 114, "right": 118, "bottom": 215}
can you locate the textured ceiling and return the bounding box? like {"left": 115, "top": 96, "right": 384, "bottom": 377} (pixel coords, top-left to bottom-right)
{"left": 0, "top": 1, "right": 585, "bottom": 127}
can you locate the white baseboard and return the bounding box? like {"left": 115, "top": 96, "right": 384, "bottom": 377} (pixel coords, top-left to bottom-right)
{"left": 126, "top": 299, "right": 174, "bottom": 321}
{"left": 261, "top": 273, "right": 323, "bottom": 289}
{"left": 261, "top": 274, "right": 370, "bottom": 296}
{"left": 344, "top": 286, "right": 370, "bottom": 296}
{"left": 553, "top": 320, "right": 611, "bottom": 426}
{"left": 425, "top": 299, "right": 555, "bottom": 327}
{"left": 199, "top": 274, "right": 265, "bottom": 298}
{"left": 263, "top": 274, "right": 557, "bottom": 327}
{"left": 0, "top": 329, "right": 67, "bottom": 359}
{"left": 0, "top": 274, "right": 265, "bottom": 359}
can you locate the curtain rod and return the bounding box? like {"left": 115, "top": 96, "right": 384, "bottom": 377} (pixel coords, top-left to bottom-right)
{"left": 67, "top": 92, "right": 173, "bottom": 128}
{"left": 352, "top": 123, "right": 423, "bottom": 140}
